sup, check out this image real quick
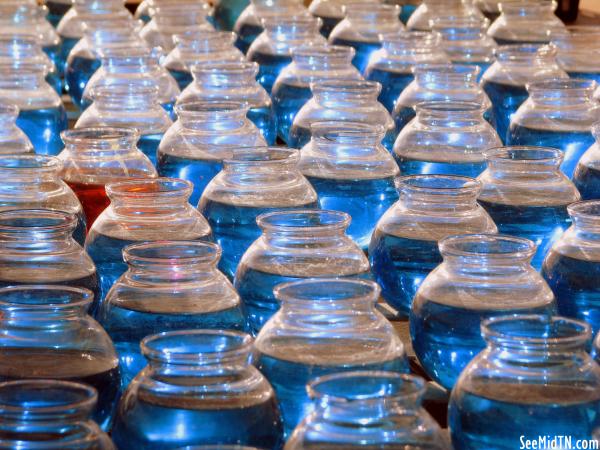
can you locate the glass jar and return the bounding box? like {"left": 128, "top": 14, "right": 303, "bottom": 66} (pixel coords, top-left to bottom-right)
{"left": 163, "top": 29, "right": 244, "bottom": 91}
{"left": 507, "top": 79, "right": 600, "bottom": 179}
{"left": 448, "top": 315, "right": 600, "bottom": 450}
{"left": 235, "top": 210, "right": 372, "bottom": 334}
{"left": 407, "top": 0, "right": 483, "bottom": 31}
{"left": 286, "top": 371, "right": 449, "bottom": 449}
{"left": 82, "top": 47, "right": 180, "bottom": 119}
{"left": 76, "top": 84, "right": 173, "bottom": 166}
{"left": 393, "top": 100, "right": 502, "bottom": 178}
{"left": 0, "top": 62, "right": 67, "bottom": 156}
{"left": 134, "top": 0, "right": 151, "bottom": 23}
{"left": 488, "top": 0, "right": 566, "bottom": 46}
{"left": 112, "top": 330, "right": 284, "bottom": 449}
{"left": 85, "top": 178, "right": 212, "bottom": 305}
{"left": 233, "top": 0, "right": 306, "bottom": 54}
{"left": 58, "top": 127, "right": 157, "bottom": 231}
{"left": 369, "top": 175, "right": 497, "bottom": 315}
{"left": 481, "top": 43, "right": 568, "bottom": 143}
{"left": 308, "top": 0, "right": 382, "bottom": 38}
{"left": 247, "top": 14, "right": 326, "bottom": 94}
{"left": 328, "top": 3, "right": 402, "bottom": 73}
{"left": 478, "top": 146, "right": 581, "bottom": 269}
{"left": 255, "top": 278, "right": 408, "bottom": 437}
{"left": 542, "top": 201, "right": 600, "bottom": 337}
{"left": 365, "top": 30, "right": 448, "bottom": 112}
{"left": 299, "top": 121, "right": 399, "bottom": 249}
{"left": 411, "top": 233, "right": 556, "bottom": 390}
{"left": 98, "top": 241, "right": 246, "bottom": 388}
{"left": 0, "top": 104, "right": 33, "bottom": 154}
{"left": 553, "top": 26, "right": 600, "bottom": 85}
{"left": 574, "top": 123, "right": 600, "bottom": 200}
{"left": 289, "top": 79, "right": 396, "bottom": 150}
{"left": 45, "top": 0, "right": 74, "bottom": 26}
{"left": 272, "top": 44, "right": 362, "bottom": 145}
{"left": 475, "top": 0, "right": 500, "bottom": 21}
{"left": 595, "top": 332, "right": 600, "bottom": 363}
{"left": 0, "top": 379, "right": 115, "bottom": 449}
{"left": 178, "top": 61, "right": 276, "bottom": 145}
{"left": 198, "top": 147, "right": 318, "bottom": 279}
{"left": 0, "top": 285, "right": 120, "bottom": 430}
{"left": 157, "top": 101, "right": 266, "bottom": 206}
{"left": 392, "top": 64, "right": 492, "bottom": 133}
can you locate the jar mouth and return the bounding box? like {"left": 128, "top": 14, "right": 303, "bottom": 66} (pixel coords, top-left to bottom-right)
{"left": 398, "top": 175, "right": 482, "bottom": 196}
{"left": 62, "top": 127, "right": 141, "bottom": 148}
{"left": 483, "top": 146, "right": 564, "bottom": 165}
{"left": 106, "top": 178, "right": 193, "bottom": 200}
{"left": 0, "top": 209, "right": 77, "bottom": 234}
{"left": 310, "top": 121, "right": 385, "bottom": 142}
{"left": 527, "top": 78, "right": 596, "bottom": 94}
{"left": 257, "top": 209, "right": 351, "bottom": 233}
{"left": 0, "top": 154, "right": 62, "bottom": 172}
{"left": 174, "top": 100, "right": 249, "bottom": 117}
{"left": 0, "top": 103, "right": 19, "bottom": 120}
{"left": 440, "top": 233, "right": 536, "bottom": 260}
{"left": 343, "top": 3, "right": 400, "bottom": 16}
{"left": 495, "top": 43, "right": 557, "bottom": 61}
{"left": 224, "top": 147, "right": 299, "bottom": 166}
{"left": 431, "top": 16, "right": 489, "bottom": 34}
{"left": 190, "top": 60, "right": 258, "bottom": 77}
{"left": 91, "top": 82, "right": 160, "bottom": 100}
{"left": 0, "top": 285, "right": 93, "bottom": 310}
{"left": 98, "top": 45, "right": 158, "bottom": 61}
{"left": 413, "top": 63, "right": 479, "bottom": 82}
{"left": 293, "top": 44, "right": 356, "bottom": 61}
{"left": 415, "top": 100, "right": 486, "bottom": 114}
{"left": 141, "top": 330, "right": 253, "bottom": 365}
{"left": 500, "top": 0, "right": 555, "bottom": 13}
{"left": 261, "top": 13, "right": 321, "bottom": 30}
{"left": 567, "top": 200, "right": 600, "bottom": 221}
{"left": 310, "top": 79, "right": 382, "bottom": 97}
{"left": 274, "top": 278, "right": 380, "bottom": 305}
{"left": 380, "top": 30, "right": 442, "bottom": 47}
{"left": 123, "top": 241, "right": 221, "bottom": 266}
{"left": 308, "top": 371, "right": 425, "bottom": 405}
{"left": 174, "top": 29, "right": 235, "bottom": 47}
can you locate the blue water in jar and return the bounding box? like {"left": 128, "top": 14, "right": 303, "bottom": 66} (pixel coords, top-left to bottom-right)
{"left": 399, "top": 5, "right": 417, "bottom": 24}
{"left": 574, "top": 165, "right": 600, "bottom": 200}
{"left": 329, "top": 37, "right": 381, "bottom": 74}
{"left": 366, "top": 68, "right": 414, "bottom": 112}
{"left": 157, "top": 155, "right": 222, "bottom": 206}
{"left": 162, "top": 101, "right": 177, "bottom": 121}
{"left": 316, "top": 15, "right": 341, "bottom": 38}
{"left": 235, "top": 23, "right": 263, "bottom": 54}
{"left": 542, "top": 252, "right": 600, "bottom": 337}
{"left": 46, "top": 1, "right": 73, "bottom": 27}
{"left": 72, "top": 211, "right": 88, "bottom": 246}
{"left": 507, "top": 126, "right": 595, "bottom": 179}
{"left": 272, "top": 82, "right": 312, "bottom": 145}
{"left": 137, "top": 133, "right": 164, "bottom": 167}
{"left": 247, "top": 105, "right": 277, "bottom": 145}
{"left": 394, "top": 105, "right": 496, "bottom": 135}
{"left": 567, "top": 71, "right": 600, "bottom": 84}
{"left": 307, "top": 176, "right": 398, "bottom": 250}
{"left": 42, "top": 44, "right": 62, "bottom": 75}
{"left": 250, "top": 51, "right": 292, "bottom": 95}
{"left": 65, "top": 55, "right": 101, "bottom": 110}
{"left": 369, "top": 233, "right": 442, "bottom": 315}
{"left": 46, "top": 70, "right": 63, "bottom": 95}
{"left": 16, "top": 106, "right": 68, "bottom": 156}
{"left": 290, "top": 125, "right": 396, "bottom": 152}
{"left": 58, "top": 36, "right": 80, "bottom": 73}
{"left": 167, "top": 68, "right": 194, "bottom": 91}
{"left": 482, "top": 80, "right": 528, "bottom": 143}
{"left": 396, "top": 157, "right": 488, "bottom": 178}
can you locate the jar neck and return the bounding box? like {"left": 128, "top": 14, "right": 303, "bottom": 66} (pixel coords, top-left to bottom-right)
{"left": 107, "top": 180, "right": 193, "bottom": 216}
{"left": 176, "top": 104, "right": 248, "bottom": 131}
{"left": 222, "top": 152, "right": 301, "bottom": 185}
{"left": 62, "top": 128, "right": 140, "bottom": 157}
{"left": 399, "top": 177, "right": 481, "bottom": 213}
{"left": 527, "top": 80, "right": 596, "bottom": 107}
{"left": 92, "top": 87, "right": 161, "bottom": 111}
{"left": 191, "top": 63, "right": 258, "bottom": 89}
{"left": 312, "top": 82, "right": 380, "bottom": 107}
{"left": 500, "top": 0, "right": 555, "bottom": 17}
{"left": 100, "top": 52, "right": 159, "bottom": 75}
{"left": 485, "top": 148, "right": 564, "bottom": 180}
{"left": 344, "top": 5, "right": 401, "bottom": 29}
{"left": 293, "top": 46, "right": 354, "bottom": 72}
{"left": 570, "top": 203, "right": 600, "bottom": 242}
{"left": 496, "top": 45, "right": 559, "bottom": 69}
{"left": 176, "top": 31, "right": 236, "bottom": 55}
{"left": 414, "top": 65, "right": 479, "bottom": 89}
{"left": 74, "top": 0, "right": 125, "bottom": 14}
{"left": 0, "top": 157, "right": 62, "bottom": 184}
{"left": 312, "top": 125, "right": 385, "bottom": 158}
{"left": 263, "top": 17, "right": 322, "bottom": 42}
{"left": 127, "top": 260, "right": 219, "bottom": 283}
{"left": 382, "top": 31, "right": 442, "bottom": 56}
{"left": 153, "top": 5, "right": 210, "bottom": 32}
{"left": 416, "top": 103, "right": 485, "bottom": 127}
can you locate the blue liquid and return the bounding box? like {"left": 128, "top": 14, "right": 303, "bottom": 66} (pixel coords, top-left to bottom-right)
{"left": 316, "top": 15, "right": 341, "bottom": 38}
{"left": 289, "top": 124, "right": 396, "bottom": 152}
{"left": 112, "top": 389, "right": 283, "bottom": 449}
{"left": 493, "top": 37, "right": 550, "bottom": 46}
{"left": 399, "top": 4, "right": 417, "bottom": 24}
{"left": 482, "top": 80, "right": 528, "bottom": 143}
{"left": 366, "top": 67, "right": 414, "bottom": 112}
{"left": 65, "top": 55, "right": 101, "bottom": 110}
{"left": 235, "top": 22, "right": 262, "bottom": 54}
{"left": 199, "top": 199, "right": 319, "bottom": 279}
{"left": 46, "top": 70, "right": 63, "bottom": 95}
{"left": 272, "top": 81, "right": 312, "bottom": 145}
{"left": 138, "top": 14, "right": 151, "bottom": 24}
{"left": 137, "top": 133, "right": 164, "bottom": 167}
{"left": 542, "top": 252, "right": 600, "bottom": 337}
{"left": 508, "top": 125, "right": 595, "bottom": 179}
{"left": 72, "top": 211, "right": 88, "bottom": 246}
{"left": 574, "top": 164, "right": 600, "bottom": 200}
{"left": 46, "top": 1, "right": 72, "bottom": 27}
{"left": 247, "top": 105, "right": 277, "bottom": 145}
{"left": 249, "top": 51, "right": 292, "bottom": 95}
{"left": 396, "top": 156, "right": 487, "bottom": 178}
{"left": 568, "top": 71, "right": 600, "bottom": 84}
{"left": 42, "top": 44, "right": 62, "bottom": 76}
{"left": 16, "top": 106, "right": 68, "bottom": 156}
{"left": 167, "top": 67, "right": 193, "bottom": 91}
{"left": 213, "top": 0, "right": 248, "bottom": 31}
{"left": 157, "top": 154, "right": 223, "bottom": 206}
{"left": 329, "top": 37, "right": 381, "bottom": 74}
{"left": 410, "top": 299, "right": 556, "bottom": 390}
{"left": 307, "top": 176, "right": 399, "bottom": 250}
{"left": 57, "top": 35, "right": 79, "bottom": 74}
{"left": 449, "top": 384, "right": 600, "bottom": 450}
{"left": 162, "top": 101, "right": 177, "bottom": 121}
{"left": 479, "top": 200, "right": 570, "bottom": 270}
{"left": 369, "top": 233, "right": 441, "bottom": 315}
{"left": 393, "top": 105, "right": 417, "bottom": 132}
{"left": 257, "top": 353, "right": 409, "bottom": 437}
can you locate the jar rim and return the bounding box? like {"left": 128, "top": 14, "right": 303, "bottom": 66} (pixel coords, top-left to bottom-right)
{"left": 293, "top": 44, "right": 355, "bottom": 60}
{"left": 106, "top": 177, "right": 193, "bottom": 199}
{"left": 527, "top": 77, "right": 597, "bottom": 93}
{"left": 310, "top": 79, "right": 382, "bottom": 96}
{"left": 0, "top": 285, "right": 94, "bottom": 309}
{"left": 440, "top": 233, "right": 536, "bottom": 260}
{"left": 223, "top": 147, "right": 299, "bottom": 165}
{"left": 398, "top": 174, "right": 481, "bottom": 195}
{"left": 0, "top": 154, "right": 62, "bottom": 171}
{"left": 257, "top": 209, "right": 351, "bottom": 232}
{"left": 495, "top": 43, "right": 557, "bottom": 60}
{"left": 190, "top": 60, "right": 258, "bottom": 76}
{"left": 61, "top": 127, "right": 141, "bottom": 145}
{"left": 123, "top": 240, "right": 221, "bottom": 266}
{"left": 174, "top": 100, "right": 250, "bottom": 116}
{"left": 380, "top": 30, "right": 441, "bottom": 45}
{"left": 0, "top": 209, "right": 77, "bottom": 234}
{"left": 415, "top": 100, "right": 486, "bottom": 113}
{"left": 567, "top": 200, "right": 600, "bottom": 220}
{"left": 483, "top": 145, "right": 564, "bottom": 164}
{"left": 274, "top": 278, "right": 380, "bottom": 305}
{"left": 310, "top": 120, "right": 385, "bottom": 138}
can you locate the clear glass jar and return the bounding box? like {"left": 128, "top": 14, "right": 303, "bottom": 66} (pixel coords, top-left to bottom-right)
{"left": 0, "top": 379, "right": 115, "bottom": 449}
{"left": 290, "top": 79, "right": 396, "bottom": 150}
{"left": 112, "top": 330, "right": 284, "bottom": 449}
{"left": 58, "top": 127, "right": 157, "bottom": 231}
{"left": 407, "top": 0, "right": 483, "bottom": 31}
{"left": 448, "top": 315, "right": 600, "bottom": 449}
{"left": 574, "top": 123, "right": 600, "bottom": 200}
{"left": 369, "top": 175, "right": 497, "bottom": 315}
{"left": 85, "top": 178, "right": 212, "bottom": 305}
{"left": 286, "top": 371, "right": 449, "bottom": 449}
{"left": 233, "top": 0, "right": 306, "bottom": 54}
{"left": 299, "top": 121, "right": 399, "bottom": 249}
{"left": 393, "top": 100, "right": 502, "bottom": 177}
{"left": 157, "top": 101, "right": 266, "bottom": 206}
{"left": 82, "top": 47, "right": 180, "bottom": 119}
{"left": 431, "top": 16, "right": 496, "bottom": 80}
{"left": 178, "top": 61, "right": 276, "bottom": 145}
{"left": 392, "top": 64, "right": 492, "bottom": 133}
{"left": 507, "top": 79, "right": 600, "bottom": 179}
{"left": 247, "top": 14, "right": 326, "bottom": 94}
{"left": 482, "top": 43, "right": 568, "bottom": 144}
{"left": 98, "top": 241, "right": 246, "bottom": 388}
{"left": 76, "top": 84, "right": 173, "bottom": 166}
{"left": 365, "top": 30, "right": 448, "bottom": 112}
{"left": 478, "top": 146, "right": 581, "bottom": 269}
{"left": 272, "top": 44, "right": 362, "bottom": 145}
{"left": 0, "top": 104, "right": 33, "bottom": 154}
{"left": 328, "top": 3, "right": 402, "bottom": 73}
{"left": 255, "top": 278, "right": 408, "bottom": 437}
{"left": 163, "top": 29, "right": 244, "bottom": 91}
{"left": 542, "top": 201, "right": 600, "bottom": 337}
{"left": 411, "top": 233, "right": 556, "bottom": 390}
{"left": 0, "top": 62, "right": 67, "bottom": 156}
{"left": 488, "top": 0, "right": 566, "bottom": 46}
{"left": 199, "top": 148, "right": 318, "bottom": 279}
{"left": 235, "top": 210, "right": 371, "bottom": 334}
{"left": 0, "top": 285, "right": 120, "bottom": 430}
{"left": 552, "top": 26, "right": 600, "bottom": 85}
{"left": 308, "top": 0, "right": 381, "bottom": 39}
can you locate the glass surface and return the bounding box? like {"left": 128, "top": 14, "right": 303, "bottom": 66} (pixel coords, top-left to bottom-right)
{"left": 553, "top": 26, "right": 600, "bottom": 86}
{"left": 0, "top": 104, "right": 33, "bottom": 155}
{"left": 574, "top": 123, "right": 600, "bottom": 200}
{"left": 407, "top": 0, "right": 483, "bottom": 31}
